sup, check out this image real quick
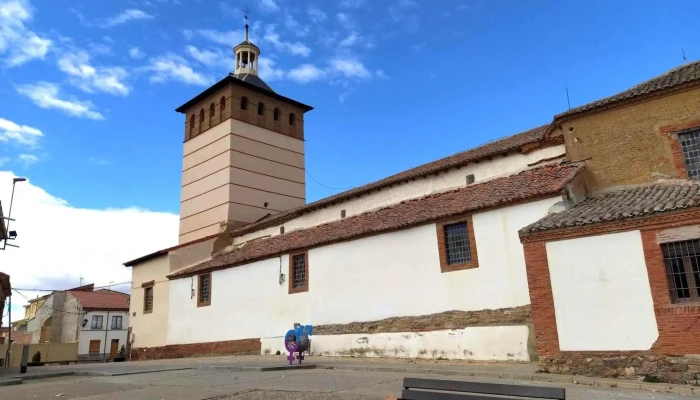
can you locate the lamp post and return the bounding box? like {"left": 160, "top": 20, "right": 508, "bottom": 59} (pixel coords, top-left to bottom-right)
{"left": 3, "top": 177, "right": 26, "bottom": 250}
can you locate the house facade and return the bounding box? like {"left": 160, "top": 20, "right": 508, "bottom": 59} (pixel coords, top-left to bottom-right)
{"left": 124, "top": 23, "right": 700, "bottom": 382}
{"left": 24, "top": 284, "right": 130, "bottom": 361}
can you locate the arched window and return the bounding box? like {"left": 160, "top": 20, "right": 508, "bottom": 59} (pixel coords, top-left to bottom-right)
{"left": 209, "top": 103, "right": 215, "bottom": 126}
{"left": 199, "top": 109, "right": 205, "bottom": 132}
{"left": 273, "top": 108, "right": 280, "bottom": 121}
{"left": 240, "top": 96, "right": 248, "bottom": 110}
{"left": 189, "top": 114, "right": 195, "bottom": 135}
{"left": 257, "top": 102, "right": 265, "bottom": 116}
{"left": 220, "top": 96, "right": 226, "bottom": 122}
{"left": 289, "top": 112, "right": 296, "bottom": 126}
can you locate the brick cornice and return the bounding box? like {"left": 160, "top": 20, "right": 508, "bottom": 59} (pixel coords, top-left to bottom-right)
{"left": 521, "top": 209, "right": 700, "bottom": 243}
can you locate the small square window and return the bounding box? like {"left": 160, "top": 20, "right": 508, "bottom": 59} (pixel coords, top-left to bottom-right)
{"left": 91, "top": 315, "right": 103, "bottom": 330}
{"left": 111, "top": 316, "right": 123, "bottom": 330}
{"left": 288, "top": 252, "right": 309, "bottom": 294}
{"left": 436, "top": 216, "right": 479, "bottom": 273}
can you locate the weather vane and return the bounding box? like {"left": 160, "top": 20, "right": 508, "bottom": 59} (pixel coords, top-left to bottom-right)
{"left": 242, "top": 6, "right": 250, "bottom": 41}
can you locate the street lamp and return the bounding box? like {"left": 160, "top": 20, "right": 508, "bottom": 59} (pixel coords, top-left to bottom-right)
{"left": 3, "top": 177, "right": 27, "bottom": 250}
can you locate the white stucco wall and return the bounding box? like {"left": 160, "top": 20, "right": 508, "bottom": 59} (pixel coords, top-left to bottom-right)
{"left": 546, "top": 230, "right": 659, "bottom": 351}
{"left": 234, "top": 145, "right": 565, "bottom": 245}
{"left": 78, "top": 310, "right": 129, "bottom": 356}
{"left": 167, "top": 197, "right": 559, "bottom": 361}
{"left": 260, "top": 326, "right": 530, "bottom": 361}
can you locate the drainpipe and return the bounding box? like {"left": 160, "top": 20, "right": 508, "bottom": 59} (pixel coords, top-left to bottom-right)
{"left": 5, "top": 293, "right": 11, "bottom": 368}
{"left": 103, "top": 311, "right": 109, "bottom": 362}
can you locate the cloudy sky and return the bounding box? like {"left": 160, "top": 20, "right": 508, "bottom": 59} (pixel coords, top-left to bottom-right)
{"left": 1, "top": 0, "right": 699, "bottom": 323}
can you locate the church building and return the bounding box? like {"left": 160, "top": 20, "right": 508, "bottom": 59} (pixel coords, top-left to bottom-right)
{"left": 125, "top": 20, "right": 700, "bottom": 384}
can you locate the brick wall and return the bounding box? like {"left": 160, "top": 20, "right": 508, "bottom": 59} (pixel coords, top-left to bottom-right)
{"left": 523, "top": 210, "right": 700, "bottom": 382}
{"left": 182, "top": 81, "right": 306, "bottom": 142}
{"left": 556, "top": 87, "right": 700, "bottom": 191}
{"left": 130, "top": 338, "right": 261, "bottom": 361}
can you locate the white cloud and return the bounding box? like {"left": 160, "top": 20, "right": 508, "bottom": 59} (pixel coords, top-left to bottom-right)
{"left": 57, "top": 51, "right": 130, "bottom": 96}
{"left": 0, "top": 171, "right": 179, "bottom": 325}
{"left": 0, "top": 0, "right": 52, "bottom": 67}
{"left": 142, "top": 55, "right": 211, "bottom": 86}
{"left": 0, "top": 157, "right": 10, "bottom": 166}
{"left": 185, "top": 45, "right": 223, "bottom": 66}
{"left": 99, "top": 9, "right": 154, "bottom": 28}
{"left": 398, "top": 0, "right": 418, "bottom": 7}
{"left": 129, "top": 47, "right": 146, "bottom": 59}
{"left": 259, "top": 0, "right": 279, "bottom": 12}
{"left": 307, "top": 6, "right": 327, "bottom": 23}
{"left": 16, "top": 82, "right": 105, "bottom": 120}
{"left": 376, "top": 69, "right": 388, "bottom": 79}
{"left": 88, "top": 157, "right": 110, "bottom": 166}
{"left": 188, "top": 28, "right": 245, "bottom": 46}
{"left": 340, "top": 0, "right": 366, "bottom": 7}
{"left": 330, "top": 58, "right": 371, "bottom": 78}
{"left": 339, "top": 33, "right": 359, "bottom": 47}
{"left": 288, "top": 64, "right": 325, "bottom": 83}
{"left": 258, "top": 57, "right": 285, "bottom": 81}
{"left": 283, "top": 13, "right": 309, "bottom": 37}
{"left": 0, "top": 117, "right": 43, "bottom": 147}
{"left": 336, "top": 12, "right": 354, "bottom": 30}
{"left": 263, "top": 25, "right": 310, "bottom": 57}
{"left": 18, "top": 153, "right": 38, "bottom": 166}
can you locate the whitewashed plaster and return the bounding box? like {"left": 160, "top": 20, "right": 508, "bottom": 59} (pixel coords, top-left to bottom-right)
{"left": 77, "top": 310, "right": 129, "bottom": 356}
{"left": 166, "top": 197, "right": 559, "bottom": 346}
{"left": 546, "top": 230, "right": 659, "bottom": 351}
{"left": 260, "top": 326, "right": 531, "bottom": 361}
{"left": 234, "top": 145, "right": 565, "bottom": 245}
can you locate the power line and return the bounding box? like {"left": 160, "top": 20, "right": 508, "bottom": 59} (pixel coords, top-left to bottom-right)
{"left": 12, "top": 281, "right": 132, "bottom": 293}
{"left": 12, "top": 289, "right": 83, "bottom": 315}
{"left": 281, "top": 133, "right": 355, "bottom": 191}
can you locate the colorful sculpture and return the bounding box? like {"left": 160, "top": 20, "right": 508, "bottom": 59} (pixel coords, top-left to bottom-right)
{"left": 284, "top": 324, "right": 312, "bottom": 365}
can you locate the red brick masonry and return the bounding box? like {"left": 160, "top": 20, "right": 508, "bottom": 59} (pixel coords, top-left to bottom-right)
{"left": 523, "top": 210, "right": 700, "bottom": 383}
{"left": 130, "top": 338, "right": 261, "bottom": 361}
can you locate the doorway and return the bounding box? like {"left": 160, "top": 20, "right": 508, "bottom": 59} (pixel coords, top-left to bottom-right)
{"left": 109, "top": 339, "right": 119, "bottom": 360}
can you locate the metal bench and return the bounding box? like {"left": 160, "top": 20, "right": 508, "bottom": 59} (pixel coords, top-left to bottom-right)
{"left": 400, "top": 377, "right": 566, "bottom": 399}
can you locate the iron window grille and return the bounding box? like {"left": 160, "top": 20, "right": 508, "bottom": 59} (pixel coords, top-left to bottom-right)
{"left": 292, "top": 254, "right": 306, "bottom": 288}
{"left": 91, "top": 315, "right": 103, "bottom": 330}
{"left": 144, "top": 286, "right": 153, "bottom": 313}
{"left": 679, "top": 129, "right": 700, "bottom": 180}
{"left": 661, "top": 239, "right": 700, "bottom": 303}
{"left": 111, "top": 316, "right": 123, "bottom": 330}
{"left": 198, "top": 274, "right": 211, "bottom": 306}
{"left": 443, "top": 222, "right": 472, "bottom": 265}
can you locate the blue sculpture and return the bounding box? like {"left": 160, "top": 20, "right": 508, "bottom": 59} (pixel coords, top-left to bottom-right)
{"left": 284, "top": 324, "right": 313, "bottom": 365}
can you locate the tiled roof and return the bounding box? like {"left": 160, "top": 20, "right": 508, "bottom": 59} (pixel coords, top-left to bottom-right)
{"left": 557, "top": 60, "right": 700, "bottom": 119}
{"left": 170, "top": 162, "right": 585, "bottom": 279}
{"left": 71, "top": 291, "right": 130, "bottom": 311}
{"left": 520, "top": 181, "right": 700, "bottom": 235}
{"left": 229, "top": 124, "right": 558, "bottom": 239}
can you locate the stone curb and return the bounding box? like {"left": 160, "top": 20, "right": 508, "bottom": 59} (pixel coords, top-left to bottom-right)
{"left": 0, "top": 378, "right": 22, "bottom": 386}
{"left": 317, "top": 365, "right": 700, "bottom": 396}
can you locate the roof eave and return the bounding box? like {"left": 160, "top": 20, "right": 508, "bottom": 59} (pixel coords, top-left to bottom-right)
{"left": 175, "top": 75, "right": 313, "bottom": 114}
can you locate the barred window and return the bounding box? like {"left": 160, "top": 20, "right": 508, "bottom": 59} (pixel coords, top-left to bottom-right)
{"left": 680, "top": 129, "right": 700, "bottom": 180}
{"left": 144, "top": 286, "right": 153, "bottom": 313}
{"left": 198, "top": 273, "right": 211, "bottom": 307}
{"left": 289, "top": 252, "right": 308, "bottom": 293}
{"left": 444, "top": 222, "right": 471, "bottom": 265}
{"left": 661, "top": 239, "right": 700, "bottom": 303}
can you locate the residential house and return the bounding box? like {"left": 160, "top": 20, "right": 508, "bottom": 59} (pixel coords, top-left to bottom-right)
{"left": 124, "top": 22, "right": 700, "bottom": 383}
{"left": 27, "top": 284, "right": 130, "bottom": 361}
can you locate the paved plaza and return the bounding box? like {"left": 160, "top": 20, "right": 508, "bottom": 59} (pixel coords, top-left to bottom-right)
{"left": 0, "top": 355, "right": 695, "bottom": 399}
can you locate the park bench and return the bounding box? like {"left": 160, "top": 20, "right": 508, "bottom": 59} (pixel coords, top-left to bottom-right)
{"left": 400, "top": 377, "right": 566, "bottom": 399}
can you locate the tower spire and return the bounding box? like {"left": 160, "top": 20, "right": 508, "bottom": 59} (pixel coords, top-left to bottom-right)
{"left": 243, "top": 7, "right": 250, "bottom": 41}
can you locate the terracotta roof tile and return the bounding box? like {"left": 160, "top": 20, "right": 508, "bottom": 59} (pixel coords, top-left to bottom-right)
{"left": 170, "top": 162, "right": 585, "bottom": 279}
{"left": 71, "top": 291, "right": 130, "bottom": 311}
{"left": 229, "top": 124, "right": 556, "bottom": 238}
{"left": 520, "top": 181, "right": 700, "bottom": 235}
{"left": 557, "top": 60, "right": 700, "bottom": 119}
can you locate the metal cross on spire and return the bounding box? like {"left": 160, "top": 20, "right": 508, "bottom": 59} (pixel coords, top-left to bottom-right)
{"left": 242, "top": 6, "right": 250, "bottom": 41}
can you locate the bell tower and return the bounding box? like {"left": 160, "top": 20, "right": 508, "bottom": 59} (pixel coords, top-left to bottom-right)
{"left": 174, "top": 11, "right": 313, "bottom": 245}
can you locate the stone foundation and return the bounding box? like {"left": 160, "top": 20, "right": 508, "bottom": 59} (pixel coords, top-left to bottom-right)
{"left": 130, "top": 338, "right": 260, "bottom": 361}
{"left": 540, "top": 354, "right": 700, "bottom": 384}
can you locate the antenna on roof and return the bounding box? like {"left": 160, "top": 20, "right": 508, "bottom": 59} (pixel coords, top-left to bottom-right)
{"left": 79, "top": 274, "right": 83, "bottom": 286}
{"left": 682, "top": 49, "right": 687, "bottom": 61}
{"left": 565, "top": 86, "right": 571, "bottom": 110}
{"left": 242, "top": 6, "right": 250, "bottom": 41}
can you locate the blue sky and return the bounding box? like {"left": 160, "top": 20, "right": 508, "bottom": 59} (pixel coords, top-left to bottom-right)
{"left": 1, "top": 0, "right": 700, "bottom": 318}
